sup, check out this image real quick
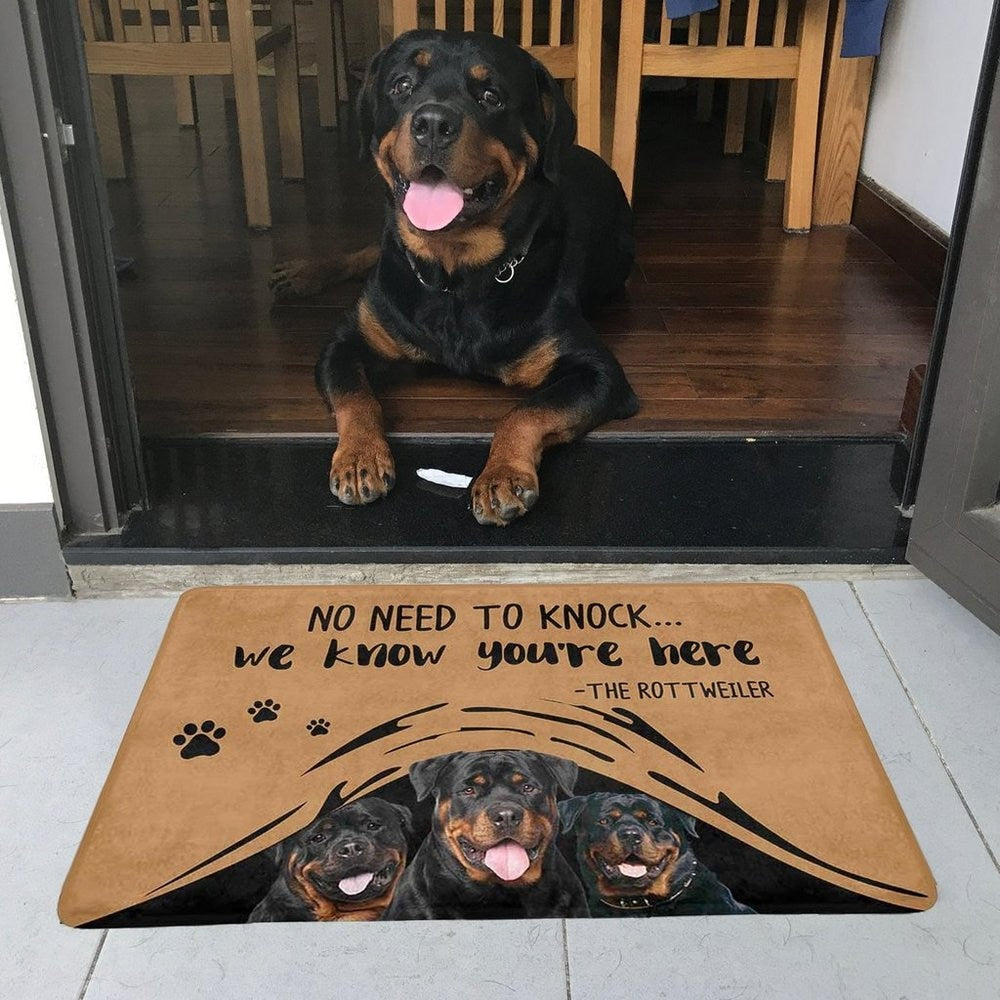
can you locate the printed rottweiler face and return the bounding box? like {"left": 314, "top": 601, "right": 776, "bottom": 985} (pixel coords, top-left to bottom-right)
{"left": 410, "top": 750, "right": 577, "bottom": 887}
{"left": 280, "top": 798, "right": 411, "bottom": 917}
{"left": 559, "top": 793, "right": 697, "bottom": 900}
{"left": 357, "top": 29, "right": 574, "bottom": 234}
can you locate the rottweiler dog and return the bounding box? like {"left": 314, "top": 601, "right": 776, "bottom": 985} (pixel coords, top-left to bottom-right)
{"left": 275, "top": 28, "right": 639, "bottom": 525}
{"left": 385, "top": 750, "right": 589, "bottom": 918}
{"left": 558, "top": 793, "right": 754, "bottom": 916}
{"left": 248, "top": 797, "right": 411, "bottom": 922}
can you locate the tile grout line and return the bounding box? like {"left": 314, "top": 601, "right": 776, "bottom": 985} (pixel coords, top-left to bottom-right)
{"left": 848, "top": 581, "right": 1000, "bottom": 875}
{"left": 76, "top": 929, "right": 108, "bottom": 1000}
{"left": 561, "top": 920, "right": 574, "bottom": 1000}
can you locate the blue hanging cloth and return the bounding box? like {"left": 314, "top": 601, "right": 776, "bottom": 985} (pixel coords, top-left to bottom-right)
{"left": 664, "top": 0, "right": 720, "bottom": 19}
{"left": 842, "top": 0, "right": 891, "bottom": 57}
{"left": 662, "top": 1, "right": 890, "bottom": 58}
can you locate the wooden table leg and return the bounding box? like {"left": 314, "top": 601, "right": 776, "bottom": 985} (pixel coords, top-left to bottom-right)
{"left": 273, "top": 0, "right": 304, "bottom": 178}
{"left": 227, "top": 0, "right": 271, "bottom": 228}
{"left": 813, "top": 0, "right": 876, "bottom": 226}
{"left": 315, "top": 0, "right": 339, "bottom": 127}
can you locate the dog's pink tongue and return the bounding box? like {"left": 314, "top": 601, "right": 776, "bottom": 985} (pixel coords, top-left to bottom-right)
{"left": 338, "top": 872, "right": 374, "bottom": 896}
{"left": 483, "top": 841, "right": 531, "bottom": 881}
{"left": 402, "top": 176, "right": 465, "bottom": 231}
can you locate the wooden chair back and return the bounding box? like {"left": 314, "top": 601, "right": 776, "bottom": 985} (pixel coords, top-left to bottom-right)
{"left": 612, "top": 0, "right": 830, "bottom": 231}
{"left": 387, "top": 0, "right": 602, "bottom": 154}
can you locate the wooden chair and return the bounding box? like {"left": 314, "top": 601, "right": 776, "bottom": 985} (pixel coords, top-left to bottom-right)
{"left": 387, "top": 0, "right": 603, "bottom": 155}
{"left": 78, "top": 0, "right": 304, "bottom": 229}
{"left": 612, "top": 0, "right": 831, "bottom": 232}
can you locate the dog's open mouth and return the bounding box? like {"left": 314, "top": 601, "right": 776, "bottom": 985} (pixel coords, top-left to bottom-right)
{"left": 322, "top": 859, "right": 397, "bottom": 899}
{"left": 596, "top": 853, "right": 670, "bottom": 884}
{"left": 459, "top": 836, "right": 540, "bottom": 881}
{"left": 395, "top": 165, "right": 504, "bottom": 232}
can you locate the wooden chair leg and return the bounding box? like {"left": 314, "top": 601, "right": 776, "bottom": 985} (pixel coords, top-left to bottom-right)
{"left": 273, "top": 0, "right": 305, "bottom": 178}
{"left": 333, "top": 0, "right": 350, "bottom": 103}
{"left": 813, "top": 0, "right": 875, "bottom": 225}
{"left": 227, "top": 0, "right": 271, "bottom": 228}
{"left": 165, "top": 0, "right": 197, "bottom": 125}
{"left": 724, "top": 79, "right": 749, "bottom": 154}
{"left": 574, "top": 0, "right": 602, "bottom": 154}
{"left": 783, "top": 0, "right": 830, "bottom": 232}
{"left": 766, "top": 78, "right": 792, "bottom": 182}
{"left": 695, "top": 78, "right": 715, "bottom": 122}
{"left": 611, "top": 0, "right": 646, "bottom": 202}
{"left": 90, "top": 76, "right": 127, "bottom": 178}
{"left": 314, "top": 0, "right": 339, "bottom": 128}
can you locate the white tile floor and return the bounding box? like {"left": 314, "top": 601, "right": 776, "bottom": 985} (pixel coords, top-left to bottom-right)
{"left": 1, "top": 577, "right": 999, "bottom": 1000}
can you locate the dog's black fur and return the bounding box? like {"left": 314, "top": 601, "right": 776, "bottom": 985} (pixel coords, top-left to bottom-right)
{"left": 559, "top": 793, "right": 754, "bottom": 917}
{"left": 248, "top": 798, "right": 411, "bottom": 922}
{"left": 385, "top": 750, "right": 589, "bottom": 919}
{"left": 295, "top": 29, "right": 638, "bottom": 525}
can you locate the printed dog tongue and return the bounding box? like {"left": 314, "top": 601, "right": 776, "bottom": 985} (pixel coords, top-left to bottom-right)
{"left": 483, "top": 841, "right": 531, "bottom": 881}
{"left": 338, "top": 871, "right": 374, "bottom": 896}
{"left": 402, "top": 175, "right": 465, "bottom": 231}
{"left": 618, "top": 863, "right": 648, "bottom": 879}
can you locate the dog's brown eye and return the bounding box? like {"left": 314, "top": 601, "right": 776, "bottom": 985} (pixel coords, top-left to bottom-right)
{"left": 390, "top": 77, "right": 413, "bottom": 98}
{"left": 598, "top": 818, "right": 610, "bottom": 826}
{"left": 309, "top": 833, "right": 326, "bottom": 844}
{"left": 460, "top": 786, "right": 477, "bottom": 797}
{"left": 521, "top": 784, "right": 537, "bottom": 794}
{"left": 479, "top": 88, "right": 503, "bottom": 110}
{"left": 366, "top": 820, "right": 382, "bottom": 831}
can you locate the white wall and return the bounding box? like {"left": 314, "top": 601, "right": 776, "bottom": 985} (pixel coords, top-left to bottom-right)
{"left": 861, "top": 0, "right": 994, "bottom": 235}
{"left": 0, "top": 192, "right": 54, "bottom": 506}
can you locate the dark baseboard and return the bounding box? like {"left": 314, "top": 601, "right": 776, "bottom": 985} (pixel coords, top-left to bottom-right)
{"left": 0, "top": 504, "right": 71, "bottom": 598}
{"left": 852, "top": 179, "right": 949, "bottom": 298}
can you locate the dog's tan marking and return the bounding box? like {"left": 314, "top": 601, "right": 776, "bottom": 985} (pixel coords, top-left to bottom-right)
{"left": 358, "top": 299, "right": 426, "bottom": 362}
{"left": 470, "top": 64, "right": 490, "bottom": 80}
{"left": 414, "top": 49, "right": 432, "bottom": 67}
{"left": 500, "top": 338, "right": 560, "bottom": 388}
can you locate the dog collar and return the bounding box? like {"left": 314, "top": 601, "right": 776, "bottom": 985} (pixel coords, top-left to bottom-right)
{"left": 404, "top": 247, "right": 529, "bottom": 293}
{"left": 598, "top": 860, "right": 698, "bottom": 912}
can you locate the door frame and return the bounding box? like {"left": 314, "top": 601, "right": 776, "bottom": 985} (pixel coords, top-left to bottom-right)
{"left": 905, "top": 0, "right": 1000, "bottom": 632}
{"left": 0, "top": 1, "right": 144, "bottom": 538}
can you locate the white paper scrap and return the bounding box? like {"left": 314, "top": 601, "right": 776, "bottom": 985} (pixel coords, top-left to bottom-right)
{"left": 416, "top": 468, "right": 473, "bottom": 489}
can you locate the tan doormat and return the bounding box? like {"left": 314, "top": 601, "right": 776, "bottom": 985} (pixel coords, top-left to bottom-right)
{"left": 60, "top": 584, "right": 935, "bottom": 925}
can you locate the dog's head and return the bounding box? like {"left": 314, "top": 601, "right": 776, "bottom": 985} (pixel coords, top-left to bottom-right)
{"left": 559, "top": 793, "right": 697, "bottom": 900}
{"left": 278, "top": 797, "right": 411, "bottom": 916}
{"left": 357, "top": 29, "right": 575, "bottom": 236}
{"left": 410, "top": 749, "right": 577, "bottom": 887}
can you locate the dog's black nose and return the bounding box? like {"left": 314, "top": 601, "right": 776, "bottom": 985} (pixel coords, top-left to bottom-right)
{"left": 618, "top": 825, "right": 643, "bottom": 848}
{"left": 336, "top": 839, "right": 366, "bottom": 858}
{"left": 488, "top": 804, "right": 524, "bottom": 831}
{"left": 411, "top": 104, "right": 461, "bottom": 150}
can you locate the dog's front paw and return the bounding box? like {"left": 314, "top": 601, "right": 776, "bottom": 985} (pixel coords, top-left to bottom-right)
{"left": 269, "top": 259, "right": 327, "bottom": 301}
{"left": 329, "top": 440, "right": 395, "bottom": 505}
{"left": 470, "top": 464, "right": 539, "bottom": 526}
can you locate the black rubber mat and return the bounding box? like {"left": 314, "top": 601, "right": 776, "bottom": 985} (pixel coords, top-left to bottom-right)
{"left": 63, "top": 436, "right": 911, "bottom": 563}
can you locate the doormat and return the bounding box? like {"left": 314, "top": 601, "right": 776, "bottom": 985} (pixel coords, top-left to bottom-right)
{"left": 59, "top": 584, "right": 935, "bottom": 926}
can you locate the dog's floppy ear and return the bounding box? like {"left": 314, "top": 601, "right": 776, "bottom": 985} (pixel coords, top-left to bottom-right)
{"left": 532, "top": 58, "right": 576, "bottom": 182}
{"left": 408, "top": 752, "right": 461, "bottom": 801}
{"left": 557, "top": 796, "right": 588, "bottom": 833}
{"left": 537, "top": 753, "right": 579, "bottom": 797}
{"left": 356, "top": 45, "right": 389, "bottom": 159}
{"left": 669, "top": 807, "right": 698, "bottom": 841}
{"left": 390, "top": 802, "right": 414, "bottom": 835}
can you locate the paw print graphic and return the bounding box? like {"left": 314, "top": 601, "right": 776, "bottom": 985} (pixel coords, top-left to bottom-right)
{"left": 248, "top": 699, "right": 281, "bottom": 723}
{"left": 173, "top": 720, "right": 226, "bottom": 759}
{"left": 306, "top": 718, "right": 330, "bottom": 736}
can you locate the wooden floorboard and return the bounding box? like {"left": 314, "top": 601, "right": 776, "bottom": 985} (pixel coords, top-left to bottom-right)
{"left": 109, "top": 79, "right": 935, "bottom": 437}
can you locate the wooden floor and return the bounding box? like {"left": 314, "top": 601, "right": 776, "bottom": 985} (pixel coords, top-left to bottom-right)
{"left": 110, "top": 77, "right": 936, "bottom": 437}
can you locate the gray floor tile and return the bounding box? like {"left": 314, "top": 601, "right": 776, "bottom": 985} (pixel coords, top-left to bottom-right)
{"left": 853, "top": 578, "right": 1000, "bottom": 859}
{"left": 87, "top": 921, "right": 567, "bottom": 999}
{"left": 0, "top": 598, "right": 177, "bottom": 1000}
{"left": 566, "top": 582, "right": 1000, "bottom": 1000}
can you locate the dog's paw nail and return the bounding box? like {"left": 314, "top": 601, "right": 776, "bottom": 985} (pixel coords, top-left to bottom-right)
{"left": 361, "top": 484, "right": 371, "bottom": 499}
{"left": 359, "top": 468, "right": 369, "bottom": 480}
{"left": 514, "top": 485, "right": 524, "bottom": 497}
